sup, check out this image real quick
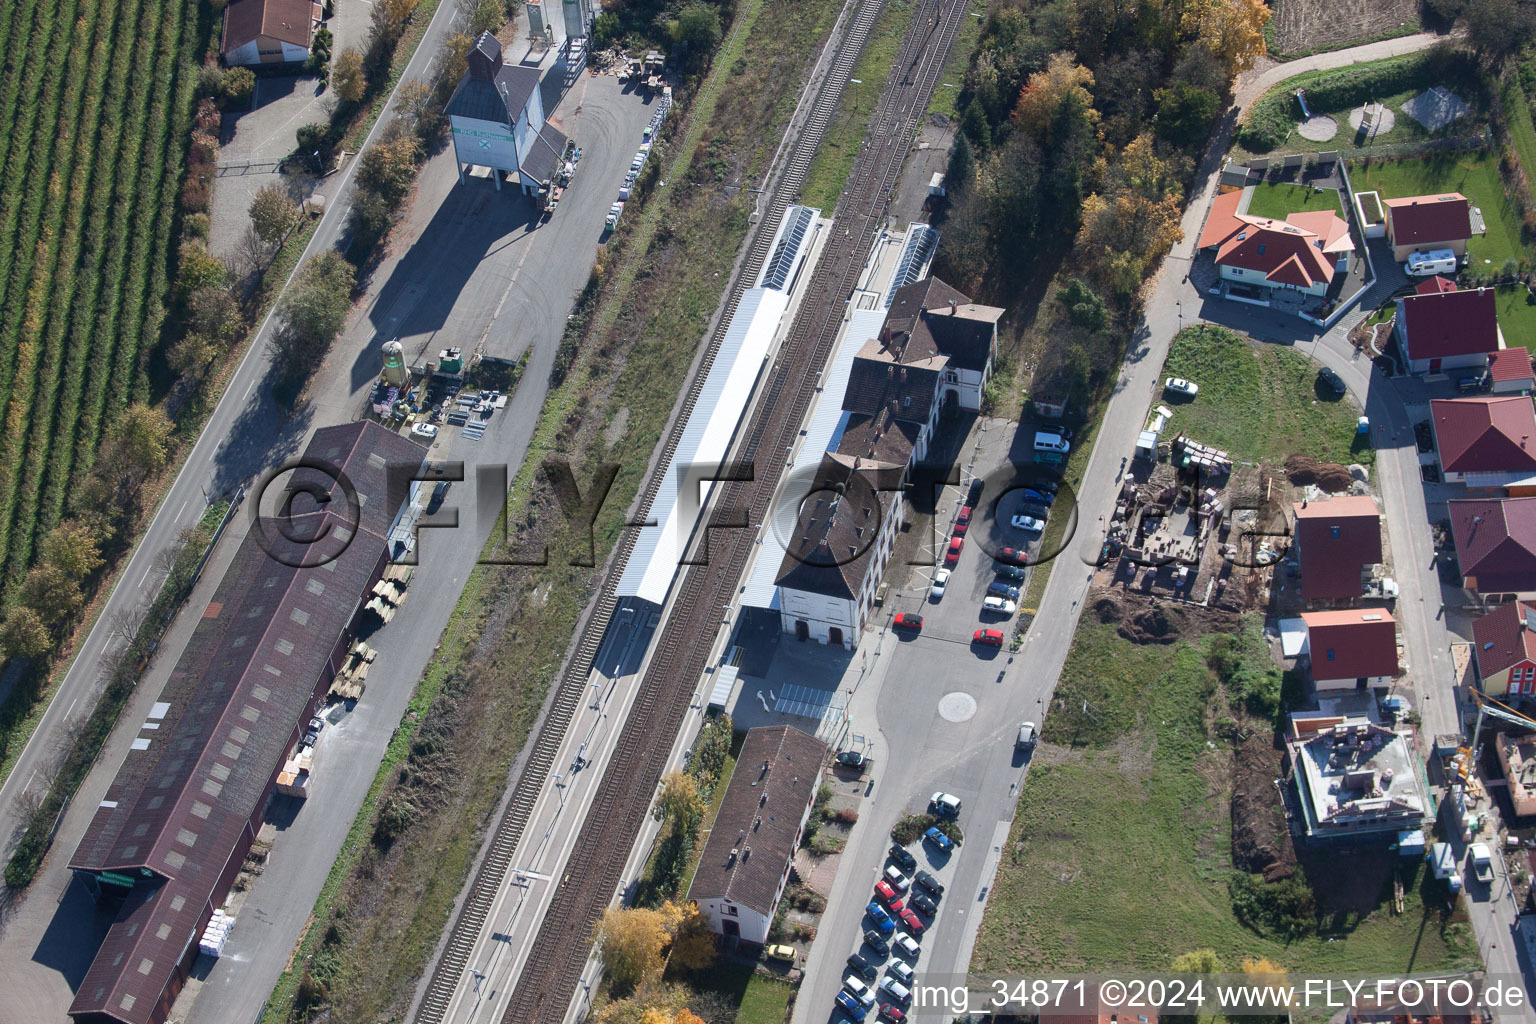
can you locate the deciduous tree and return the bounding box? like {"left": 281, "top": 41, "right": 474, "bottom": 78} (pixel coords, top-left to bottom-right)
{"left": 41, "top": 520, "right": 103, "bottom": 580}
{"left": 594, "top": 905, "right": 674, "bottom": 992}
{"left": 470, "top": 0, "right": 511, "bottom": 35}
{"left": 20, "top": 563, "right": 84, "bottom": 624}
{"left": 356, "top": 126, "right": 423, "bottom": 206}
{"left": 332, "top": 47, "right": 367, "bottom": 103}
{"left": 371, "top": 0, "right": 420, "bottom": 49}
{"left": 1181, "top": 0, "right": 1269, "bottom": 79}
{"left": 1012, "top": 53, "right": 1098, "bottom": 140}
{"left": 667, "top": 904, "right": 717, "bottom": 972}
{"left": 653, "top": 771, "right": 704, "bottom": 833}
{"left": 1076, "top": 188, "right": 1184, "bottom": 299}
{"left": 249, "top": 183, "right": 302, "bottom": 247}
{"left": 0, "top": 606, "right": 51, "bottom": 658}
{"left": 270, "top": 251, "right": 356, "bottom": 380}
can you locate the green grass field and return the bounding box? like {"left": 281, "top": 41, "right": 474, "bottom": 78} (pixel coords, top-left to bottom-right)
{"left": 800, "top": 0, "right": 911, "bottom": 213}
{"left": 737, "top": 974, "right": 794, "bottom": 1024}
{"left": 1244, "top": 181, "right": 1343, "bottom": 220}
{"left": 1495, "top": 283, "right": 1536, "bottom": 352}
{"left": 1349, "top": 152, "right": 1532, "bottom": 269}
{"left": 1161, "top": 325, "right": 1371, "bottom": 466}
{"left": 972, "top": 622, "right": 1477, "bottom": 975}
{"left": 0, "top": 0, "right": 199, "bottom": 590}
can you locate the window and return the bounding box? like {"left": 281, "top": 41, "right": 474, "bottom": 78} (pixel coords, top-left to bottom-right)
{"left": 1326, "top": 648, "right": 1336, "bottom": 661}
{"left": 1330, "top": 526, "right": 1340, "bottom": 539}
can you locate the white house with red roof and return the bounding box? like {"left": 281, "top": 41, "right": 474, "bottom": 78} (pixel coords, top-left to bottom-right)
{"left": 1393, "top": 283, "right": 1502, "bottom": 374}
{"left": 1197, "top": 190, "right": 1352, "bottom": 298}
{"left": 1429, "top": 396, "right": 1536, "bottom": 490}
{"left": 1298, "top": 609, "right": 1400, "bottom": 690}
{"left": 1472, "top": 601, "right": 1536, "bottom": 699}
{"left": 1383, "top": 192, "right": 1482, "bottom": 262}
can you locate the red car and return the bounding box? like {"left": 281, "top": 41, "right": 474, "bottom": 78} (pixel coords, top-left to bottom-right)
{"left": 973, "top": 628, "right": 1004, "bottom": 647}
{"left": 892, "top": 613, "right": 923, "bottom": 632}
{"left": 879, "top": 1006, "right": 907, "bottom": 1023}
{"left": 874, "top": 881, "right": 905, "bottom": 913}
{"left": 953, "top": 505, "right": 973, "bottom": 535}
{"left": 996, "top": 546, "right": 1028, "bottom": 566}
{"left": 944, "top": 536, "right": 964, "bottom": 566}
{"left": 898, "top": 907, "right": 925, "bottom": 935}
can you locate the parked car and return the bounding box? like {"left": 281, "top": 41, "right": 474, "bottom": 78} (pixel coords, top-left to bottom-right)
{"left": 908, "top": 891, "right": 938, "bottom": 916}
{"left": 427, "top": 480, "right": 451, "bottom": 512}
{"left": 994, "top": 563, "right": 1026, "bottom": 581}
{"left": 879, "top": 976, "right": 914, "bottom": 1006}
{"left": 973, "top": 628, "right": 1004, "bottom": 647}
{"left": 873, "top": 880, "right": 904, "bottom": 910}
{"left": 411, "top": 422, "right": 439, "bottom": 440}
{"left": 1028, "top": 478, "right": 1060, "bottom": 494}
{"left": 843, "top": 976, "right": 877, "bottom": 1009}
{"left": 878, "top": 1005, "right": 907, "bottom": 1023}
{"left": 892, "top": 612, "right": 923, "bottom": 632}
{"left": 986, "top": 580, "right": 1020, "bottom": 600}
{"left": 1457, "top": 373, "right": 1488, "bottom": 393}
{"left": 1164, "top": 377, "right": 1199, "bottom": 397}
{"left": 897, "top": 907, "right": 925, "bottom": 936}
{"left": 967, "top": 478, "right": 984, "bottom": 504}
{"left": 888, "top": 844, "right": 917, "bottom": 873}
{"left": 847, "top": 955, "right": 878, "bottom": 982}
{"left": 1022, "top": 488, "right": 1054, "bottom": 506}
{"left": 888, "top": 959, "right": 916, "bottom": 985}
{"left": 924, "top": 826, "right": 955, "bottom": 852}
{"left": 1016, "top": 722, "right": 1037, "bottom": 749}
{"left": 996, "top": 547, "right": 1028, "bottom": 566}
{"left": 863, "top": 930, "right": 890, "bottom": 957}
{"left": 837, "top": 749, "right": 867, "bottom": 769}
{"left": 1318, "top": 366, "right": 1346, "bottom": 395}
{"left": 929, "top": 792, "right": 961, "bottom": 817}
{"left": 929, "top": 568, "right": 951, "bottom": 600}
{"left": 913, "top": 870, "right": 945, "bottom": 896}
{"left": 944, "top": 536, "right": 964, "bottom": 566}
{"left": 1470, "top": 842, "right": 1495, "bottom": 883}
{"left": 302, "top": 728, "right": 320, "bottom": 748}
{"left": 884, "top": 865, "right": 910, "bottom": 891}
{"left": 836, "top": 989, "right": 870, "bottom": 1021}
{"left": 892, "top": 932, "right": 921, "bottom": 959}
{"left": 866, "top": 902, "right": 895, "bottom": 933}
{"left": 1011, "top": 514, "right": 1046, "bottom": 533}
{"left": 308, "top": 716, "right": 326, "bottom": 735}
{"left": 954, "top": 505, "right": 972, "bottom": 535}
{"left": 982, "top": 596, "right": 1017, "bottom": 615}
{"left": 765, "top": 944, "right": 796, "bottom": 963}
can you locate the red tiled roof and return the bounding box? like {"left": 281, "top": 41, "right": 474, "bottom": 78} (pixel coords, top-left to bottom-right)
{"left": 1416, "top": 275, "right": 1457, "bottom": 295}
{"left": 1430, "top": 396, "right": 1536, "bottom": 474}
{"left": 1449, "top": 497, "right": 1536, "bottom": 594}
{"left": 1384, "top": 192, "right": 1473, "bottom": 247}
{"left": 1286, "top": 209, "right": 1353, "bottom": 252}
{"left": 1301, "top": 609, "right": 1399, "bottom": 681}
{"left": 1472, "top": 601, "right": 1536, "bottom": 679}
{"left": 1490, "top": 347, "right": 1535, "bottom": 384}
{"left": 1397, "top": 288, "right": 1499, "bottom": 361}
{"left": 1293, "top": 496, "right": 1382, "bottom": 601}
{"left": 1215, "top": 217, "right": 1335, "bottom": 288}
{"left": 222, "top": 0, "right": 320, "bottom": 51}
{"left": 1197, "top": 190, "right": 1247, "bottom": 249}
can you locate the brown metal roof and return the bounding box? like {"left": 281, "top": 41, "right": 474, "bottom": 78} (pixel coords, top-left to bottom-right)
{"left": 1385, "top": 192, "right": 1473, "bottom": 248}
{"left": 774, "top": 453, "right": 903, "bottom": 599}
{"left": 1293, "top": 496, "right": 1382, "bottom": 602}
{"left": 1450, "top": 497, "right": 1536, "bottom": 594}
{"left": 1301, "top": 609, "right": 1399, "bottom": 681}
{"left": 1398, "top": 288, "right": 1499, "bottom": 362}
{"left": 1430, "top": 396, "right": 1536, "bottom": 474}
{"left": 68, "top": 422, "right": 423, "bottom": 1024}
{"left": 686, "top": 726, "right": 826, "bottom": 916}
{"left": 222, "top": 0, "right": 321, "bottom": 51}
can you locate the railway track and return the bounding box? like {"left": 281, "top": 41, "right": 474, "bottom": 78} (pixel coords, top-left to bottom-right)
{"left": 408, "top": 2, "right": 894, "bottom": 1020}
{"left": 485, "top": 0, "right": 971, "bottom": 1020}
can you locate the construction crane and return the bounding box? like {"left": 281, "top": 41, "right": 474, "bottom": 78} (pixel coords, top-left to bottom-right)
{"left": 1453, "top": 689, "right": 1536, "bottom": 789}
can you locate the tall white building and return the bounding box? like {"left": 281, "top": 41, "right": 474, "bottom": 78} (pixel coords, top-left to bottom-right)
{"left": 444, "top": 33, "right": 568, "bottom": 195}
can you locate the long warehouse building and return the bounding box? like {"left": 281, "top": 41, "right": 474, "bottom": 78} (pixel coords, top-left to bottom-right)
{"left": 66, "top": 421, "right": 424, "bottom": 1024}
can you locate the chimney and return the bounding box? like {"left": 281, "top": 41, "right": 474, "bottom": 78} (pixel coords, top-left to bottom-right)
{"left": 950, "top": 300, "right": 956, "bottom": 313}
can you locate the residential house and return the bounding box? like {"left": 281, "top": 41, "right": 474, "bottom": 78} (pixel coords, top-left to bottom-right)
{"left": 1449, "top": 497, "right": 1536, "bottom": 602}
{"left": 1196, "top": 189, "right": 1353, "bottom": 298}
{"left": 1393, "top": 285, "right": 1501, "bottom": 374}
{"left": 883, "top": 277, "right": 1004, "bottom": 411}
{"left": 1489, "top": 347, "right": 1535, "bottom": 395}
{"left": 1299, "top": 609, "right": 1399, "bottom": 690}
{"left": 1286, "top": 715, "right": 1427, "bottom": 838}
{"left": 1292, "top": 496, "right": 1383, "bottom": 605}
{"left": 444, "top": 33, "right": 568, "bottom": 195}
{"left": 222, "top": 0, "right": 323, "bottom": 65}
{"left": 1383, "top": 192, "right": 1480, "bottom": 262}
{"left": 686, "top": 725, "right": 826, "bottom": 945}
{"left": 775, "top": 453, "right": 905, "bottom": 649}
{"left": 1472, "top": 601, "right": 1536, "bottom": 698}
{"left": 1430, "top": 396, "right": 1536, "bottom": 491}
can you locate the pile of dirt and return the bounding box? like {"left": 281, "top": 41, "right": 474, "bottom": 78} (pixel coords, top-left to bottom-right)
{"left": 1093, "top": 595, "right": 1123, "bottom": 623}
{"left": 1283, "top": 455, "right": 1353, "bottom": 492}
{"left": 1230, "top": 723, "right": 1297, "bottom": 881}
{"left": 1118, "top": 604, "right": 1185, "bottom": 644}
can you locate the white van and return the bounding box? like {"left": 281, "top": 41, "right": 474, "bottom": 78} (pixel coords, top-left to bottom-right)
{"left": 1405, "top": 249, "right": 1458, "bottom": 276}
{"left": 1033, "top": 430, "right": 1070, "bottom": 453}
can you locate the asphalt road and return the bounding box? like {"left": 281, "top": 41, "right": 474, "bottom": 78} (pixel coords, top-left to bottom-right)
{"left": 0, "top": 11, "right": 661, "bottom": 1024}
